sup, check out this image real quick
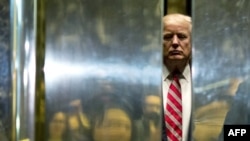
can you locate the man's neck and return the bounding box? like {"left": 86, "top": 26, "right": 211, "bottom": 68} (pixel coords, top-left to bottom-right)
{"left": 164, "top": 60, "right": 189, "bottom": 73}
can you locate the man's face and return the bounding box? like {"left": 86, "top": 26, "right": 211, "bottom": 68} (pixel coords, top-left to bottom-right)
{"left": 93, "top": 108, "right": 132, "bottom": 141}
{"left": 49, "top": 112, "right": 66, "bottom": 138}
{"left": 163, "top": 21, "right": 191, "bottom": 62}
{"left": 144, "top": 95, "right": 161, "bottom": 119}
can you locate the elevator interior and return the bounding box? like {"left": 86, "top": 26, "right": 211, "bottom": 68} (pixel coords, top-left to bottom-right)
{"left": 0, "top": 0, "right": 250, "bottom": 141}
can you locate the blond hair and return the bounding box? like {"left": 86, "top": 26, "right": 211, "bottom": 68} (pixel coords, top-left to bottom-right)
{"left": 163, "top": 13, "right": 192, "bottom": 32}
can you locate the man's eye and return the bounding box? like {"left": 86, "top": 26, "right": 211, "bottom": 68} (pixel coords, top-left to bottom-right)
{"left": 177, "top": 34, "right": 187, "bottom": 39}
{"left": 164, "top": 34, "right": 173, "bottom": 40}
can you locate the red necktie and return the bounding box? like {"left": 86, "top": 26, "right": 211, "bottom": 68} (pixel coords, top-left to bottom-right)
{"left": 165, "top": 75, "right": 182, "bottom": 141}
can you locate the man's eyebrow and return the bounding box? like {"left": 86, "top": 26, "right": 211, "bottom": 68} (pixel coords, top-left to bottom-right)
{"left": 164, "top": 32, "right": 174, "bottom": 35}
{"left": 178, "top": 31, "right": 189, "bottom": 34}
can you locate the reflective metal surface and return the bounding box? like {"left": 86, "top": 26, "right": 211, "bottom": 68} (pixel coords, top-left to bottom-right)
{"left": 192, "top": 0, "right": 250, "bottom": 141}
{"left": 0, "top": 0, "right": 11, "bottom": 140}
{"left": 44, "top": 0, "right": 162, "bottom": 141}
{"left": 10, "top": 0, "right": 37, "bottom": 140}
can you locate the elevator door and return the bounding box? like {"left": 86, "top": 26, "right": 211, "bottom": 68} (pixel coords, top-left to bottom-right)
{"left": 192, "top": 0, "right": 250, "bottom": 141}
{"left": 0, "top": 0, "right": 11, "bottom": 140}
{"left": 44, "top": 0, "right": 162, "bottom": 141}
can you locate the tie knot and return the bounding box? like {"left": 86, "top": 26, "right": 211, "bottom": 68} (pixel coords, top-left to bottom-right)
{"left": 171, "top": 70, "right": 180, "bottom": 78}
{"left": 172, "top": 73, "right": 180, "bottom": 87}
{"left": 173, "top": 74, "right": 178, "bottom": 78}
{"left": 172, "top": 72, "right": 179, "bottom": 80}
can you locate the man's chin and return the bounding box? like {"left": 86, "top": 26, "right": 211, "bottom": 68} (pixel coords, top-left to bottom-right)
{"left": 168, "top": 56, "right": 185, "bottom": 61}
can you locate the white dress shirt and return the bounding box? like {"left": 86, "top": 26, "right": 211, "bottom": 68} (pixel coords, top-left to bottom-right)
{"left": 162, "top": 64, "right": 192, "bottom": 141}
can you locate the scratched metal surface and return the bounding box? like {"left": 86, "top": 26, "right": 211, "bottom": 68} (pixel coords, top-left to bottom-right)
{"left": 44, "top": 0, "right": 162, "bottom": 141}
{"left": 192, "top": 0, "right": 250, "bottom": 141}
{"left": 0, "top": 0, "right": 10, "bottom": 140}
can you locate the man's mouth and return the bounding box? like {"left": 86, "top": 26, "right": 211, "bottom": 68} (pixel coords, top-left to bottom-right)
{"left": 170, "top": 50, "right": 181, "bottom": 55}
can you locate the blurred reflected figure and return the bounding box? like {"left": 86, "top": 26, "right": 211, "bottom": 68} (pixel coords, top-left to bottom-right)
{"left": 93, "top": 108, "right": 132, "bottom": 141}
{"left": 0, "top": 120, "right": 8, "bottom": 141}
{"left": 88, "top": 93, "right": 136, "bottom": 141}
{"left": 143, "top": 95, "right": 161, "bottom": 129}
{"left": 47, "top": 111, "right": 69, "bottom": 141}
{"left": 68, "top": 99, "right": 91, "bottom": 141}
{"left": 193, "top": 77, "right": 243, "bottom": 141}
{"left": 217, "top": 78, "right": 250, "bottom": 141}
{"left": 136, "top": 94, "right": 161, "bottom": 141}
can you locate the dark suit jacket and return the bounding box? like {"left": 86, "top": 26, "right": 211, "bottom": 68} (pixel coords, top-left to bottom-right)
{"left": 217, "top": 79, "right": 250, "bottom": 141}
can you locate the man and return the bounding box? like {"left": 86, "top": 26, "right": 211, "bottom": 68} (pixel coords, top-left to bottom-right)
{"left": 136, "top": 94, "right": 161, "bottom": 141}
{"left": 143, "top": 94, "right": 161, "bottom": 133}
{"left": 217, "top": 78, "right": 250, "bottom": 141}
{"left": 162, "top": 13, "right": 192, "bottom": 141}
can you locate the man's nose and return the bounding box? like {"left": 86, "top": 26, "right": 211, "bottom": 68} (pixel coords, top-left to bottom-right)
{"left": 172, "top": 35, "right": 179, "bottom": 48}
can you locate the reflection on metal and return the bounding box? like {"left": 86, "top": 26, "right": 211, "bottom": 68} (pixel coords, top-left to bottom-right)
{"left": 44, "top": 0, "right": 162, "bottom": 141}
{"left": 34, "top": 0, "right": 46, "bottom": 140}
{"left": 10, "top": 0, "right": 37, "bottom": 140}
{"left": 193, "top": 0, "right": 250, "bottom": 141}
{"left": 0, "top": 0, "right": 11, "bottom": 140}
